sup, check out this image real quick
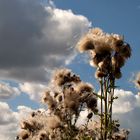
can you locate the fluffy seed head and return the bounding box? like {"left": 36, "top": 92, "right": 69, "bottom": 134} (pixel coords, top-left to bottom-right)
{"left": 91, "top": 27, "right": 103, "bottom": 36}
{"left": 119, "top": 43, "right": 131, "bottom": 59}
{"left": 47, "top": 116, "right": 61, "bottom": 130}
{"left": 114, "top": 68, "right": 122, "bottom": 79}
{"left": 18, "top": 130, "right": 30, "bottom": 139}
{"left": 95, "top": 69, "right": 107, "bottom": 79}
{"left": 42, "top": 90, "right": 51, "bottom": 103}
{"left": 52, "top": 68, "right": 81, "bottom": 86}
{"left": 85, "top": 94, "right": 97, "bottom": 110}
{"left": 38, "top": 131, "right": 49, "bottom": 140}
{"left": 76, "top": 36, "right": 94, "bottom": 53}
{"left": 112, "top": 53, "right": 125, "bottom": 68}
{"left": 75, "top": 82, "right": 93, "bottom": 93}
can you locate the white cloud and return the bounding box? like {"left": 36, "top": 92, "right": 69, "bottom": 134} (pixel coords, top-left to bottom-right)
{"left": 0, "top": 82, "right": 20, "bottom": 100}
{"left": 0, "top": 90, "right": 140, "bottom": 139}
{"left": 113, "top": 89, "right": 137, "bottom": 113}
{"left": 0, "top": 101, "right": 36, "bottom": 140}
{"left": 19, "top": 82, "right": 46, "bottom": 101}
{"left": 112, "top": 89, "right": 140, "bottom": 140}
{"left": 0, "top": 102, "right": 18, "bottom": 140}
{"left": 93, "top": 89, "right": 140, "bottom": 139}
{"left": 0, "top": 0, "right": 91, "bottom": 83}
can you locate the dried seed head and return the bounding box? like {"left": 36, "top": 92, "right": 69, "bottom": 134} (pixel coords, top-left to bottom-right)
{"left": 119, "top": 43, "right": 131, "bottom": 59}
{"left": 89, "top": 59, "right": 98, "bottom": 67}
{"left": 75, "top": 82, "right": 93, "bottom": 93}
{"left": 94, "top": 42, "right": 112, "bottom": 54}
{"left": 87, "top": 112, "right": 93, "bottom": 119}
{"left": 114, "top": 68, "right": 122, "bottom": 79}
{"left": 98, "top": 56, "right": 111, "bottom": 72}
{"left": 52, "top": 68, "right": 71, "bottom": 86}
{"left": 47, "top": 116, "right": 61, "bottom": 130}
{"left": 52, "top": 68, "right": 81, "bottom": 86}
{"left": 112, "top": 39, "right": 124, "bottom": 52}
{"left": 31, "top": 112, "right": 36, "bottom": 117}
{"left": 38, "top": 131, "right": 49, "bottom": 140}
{"left": 112, "top": 53, "right": 125, "bottom": 68}
{"left": 57, "top": 95, "right": 63, "bottom": 102}
{"left": 91, "top": 27, "right": 103, "bottom": 35}
{"left": 95, "top": 69, "right": 107, "bottom": 79}
{"left": 19, "top": 130, "right": 30, "bottom": 139}
{"left": 53, "top": 91, "right": 59, "bottom": 98}
{"left": 76, "top": 36, "right": 94, "bottom": 53}
{"left": 20, "top": 120, "right": 32, "bottom": 130}
{"left": 42, "top": 91, "right": 51, "bottom": 103}
{"left": 85, "top": 94, "right": 97, "bottom": 110}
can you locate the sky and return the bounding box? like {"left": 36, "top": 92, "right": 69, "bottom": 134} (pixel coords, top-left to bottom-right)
{"left": 0, "top": 0, "right": 140, "bottom": 139}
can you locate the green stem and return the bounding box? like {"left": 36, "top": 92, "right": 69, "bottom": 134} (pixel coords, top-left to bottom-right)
{"left": 104, "top": 77, "right": 108, "bottom": 140}
{"left": 100, "top": 79, "right": 104, "bottom": 140}
{"left": 109, "top": 77, "right": 115, "bottom": 139}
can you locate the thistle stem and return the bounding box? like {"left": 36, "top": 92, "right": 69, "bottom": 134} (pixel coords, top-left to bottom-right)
{"left": 100, "top": 80, "right": 104, "bottom": 140}
{"left": 104, "top": 77, "right": 108, "bottom": 140}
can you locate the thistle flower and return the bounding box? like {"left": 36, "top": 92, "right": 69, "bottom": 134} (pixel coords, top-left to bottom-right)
{"left": 93, "top": 40, "right": 112, "bottom": 54}
{"left": 52, "top": 68, "right": 71, "bottom": 86}
{"left": 42, "top": 91, "right": 57, "bottom": 110}
{"left": 57, "top": 95, "right": 63, "bottom": 102}
{"left": 119, "top": 43, "right": 131, "bottom": 59}
{"left": 20, "top": 120, "right": 33, "bottom": 130}
{"left": 74, "top": 82, "right": 93, "bottom": 93}
{"left": 114, "top": 68, "right": 122, "bottom": 79}
{"left": 112, "top": 129, "right": 130, "bottom": 140}
{"left": 95, "top": 69, "right": 107, "bottom": 79}
{"left": 111, "top": 34, "right": 124, "bottom": 51}
{"left": 85, "top": 94, "right": 97, "bottom": 111}
{"left": 76, "top": 36, "right": 94, "bottom": 53}
{"left": 91, "top": 27, "right": 103, "bottom": 36}
{"left": 63, "top": 87, "right": 80, "bottom": 100}
{"left": 64, "top": 99, "right": 79, "bottom": 112}
{"left": 87, "top": 112, "right": 93, "bottom": 119}
{"left": 52, "top": 68, "right": 81, "bottom": 86}
{"left": 41, "top": 91, "right": 51, "bottom": 103}
{"left": 47, "top": 116, "right": 61, "bottom": 130}
{"left": 89, "top": 59, "right": 98, "bottom": 67}
{"left": 38, "top": 131, "right": 49, "bottom": 140}
{"left": 112, "top": 53, "right": 125, "bottom": 68}
{"left": 18, "top": 130, "right": 30, "bottom": 139}
{"left": 64, "top": 89, "right": 80, "bottom": 113}
{"left": 98, "top": 55, "right": 111, "bottom": 72}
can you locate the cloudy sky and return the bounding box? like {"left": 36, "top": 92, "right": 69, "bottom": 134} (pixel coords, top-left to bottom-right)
{"left": 0, "top": 0, "right": 140, "bottom": 139}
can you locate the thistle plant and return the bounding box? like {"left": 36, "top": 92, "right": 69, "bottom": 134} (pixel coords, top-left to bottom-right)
{"left": 17, "top": 69, "right": 99, "bottom": 140}
{"left": 17, "top": 28, "right": 131, "bottom": 140}
{"left": 77, "top": 27, "right": 131, "bottom": 140}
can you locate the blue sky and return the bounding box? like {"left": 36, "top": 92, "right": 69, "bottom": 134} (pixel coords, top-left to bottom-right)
{"left": 54, "top": 0, "right": 140, "bottom": 91}
{"left": 0, "top": 0, "right": 140, "bottom": 139}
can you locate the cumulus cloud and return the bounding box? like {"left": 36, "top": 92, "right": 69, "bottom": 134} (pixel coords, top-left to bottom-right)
{"left": 0, "top": 82, "right": 20, "bottom": 100}
{"left": 0, "top": 102, "right": 18, "bottom": 140}
{"left": 0, "top": 90, "right": 140, "bottom": 139}
{"left": 0, "top": 101, "right": 36, "bottom": 140}
{"left": 19, "top": 82, "right": 46, "bottom": 101}
{"left": 112, "top": 89, "right": 140, "bottom": 140}
{"left": 0, "top": 0, "right": 91, "bottom": 83}
{"left": 113, "top": 89, "right": 137, "bottom": 113}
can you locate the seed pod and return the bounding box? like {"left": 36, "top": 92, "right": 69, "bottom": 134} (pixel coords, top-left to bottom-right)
{"left": 87, "top": 112, "right": 93, "bottom": 119}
